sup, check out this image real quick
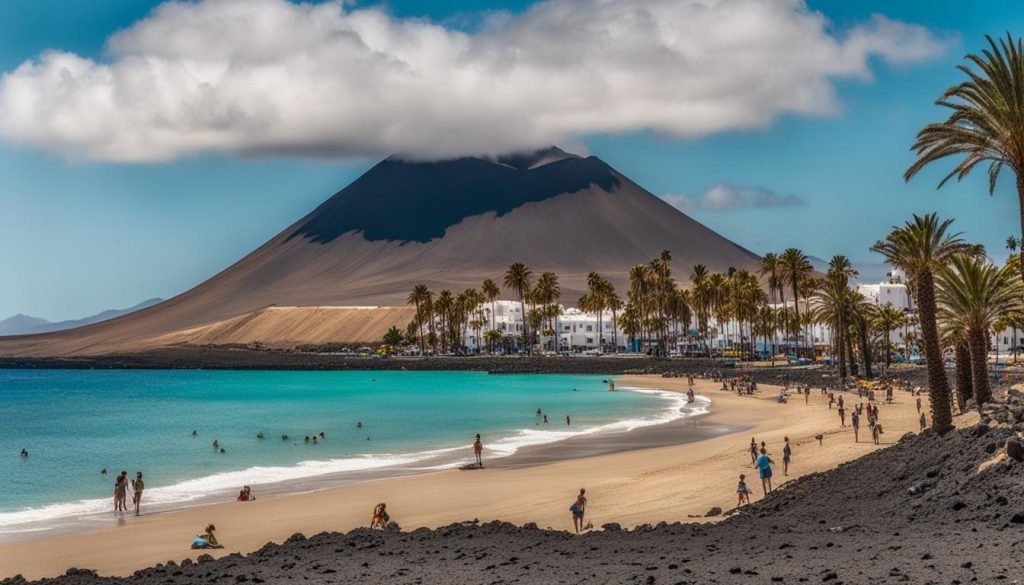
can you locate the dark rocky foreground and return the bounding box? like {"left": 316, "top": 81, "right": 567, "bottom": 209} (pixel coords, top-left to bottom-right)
{"left": 10, "top": 396, "right": 1024, "bottom": 585}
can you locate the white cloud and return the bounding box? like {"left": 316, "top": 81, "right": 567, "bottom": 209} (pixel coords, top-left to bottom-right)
{"left": 0, "top": 0, "right": 952, "bottom": 162}
{"left": 664, "top": 183, "right": 806, "bottom": 212}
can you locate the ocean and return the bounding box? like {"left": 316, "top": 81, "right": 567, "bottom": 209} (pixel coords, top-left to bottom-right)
{"left": 0, "top": 369, "right": 705, "bottom": 537}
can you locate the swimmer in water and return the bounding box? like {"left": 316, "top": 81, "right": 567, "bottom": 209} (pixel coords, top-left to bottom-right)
{"left": 304, "top": 436, "right": 310, "bottom": 443}
{"left": 101, "top": 468, "right": 107, "bottom": 475}
{"left": 20, "top": 449, "right": 29, "bottom": 458}
{"left": 357, "top": 422, "right": 363, "bottom": 428}
{"left": 319, "top": 431, "right": 325, "bottom": 438}
{"left": 282, "top": 434, "right": 288, "bottom": 440}
{"left": 212, "top": 440, "right": 219, "bottom": 449}
{"left": 220, "top": 448, "right": 226, "bottom": 454}
{"left": 543, "top": 415, "right": 548, "bottom": 424}
{"left": 257, "top": 432, "right": 264, "bottom": 440}
{"left": 536, "top": 408, "right": 542, "bottom": 416}
{"left": 192, "top": 430, "right": 197, "bottom": 437}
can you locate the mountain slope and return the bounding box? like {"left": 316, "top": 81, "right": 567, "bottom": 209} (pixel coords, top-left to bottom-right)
{"left": 0, "top": 148, "right": 760, "bottom": 356}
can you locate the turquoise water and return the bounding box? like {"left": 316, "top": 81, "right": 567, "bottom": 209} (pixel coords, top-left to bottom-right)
{"left": 0, "top": 370, "right": 689, "bottom": 532}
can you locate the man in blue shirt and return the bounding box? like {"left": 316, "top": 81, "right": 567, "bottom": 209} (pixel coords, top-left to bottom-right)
{"left": 755, "top": 448, "right": 774, "bottom": 496}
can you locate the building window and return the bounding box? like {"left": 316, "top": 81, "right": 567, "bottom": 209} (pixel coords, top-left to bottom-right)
{"left": 586, "top": 325, "right": 593, "bottom": 332}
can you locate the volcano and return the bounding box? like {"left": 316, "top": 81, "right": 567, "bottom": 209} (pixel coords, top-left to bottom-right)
{"left": 0, "top": 147, "right": 759, "bottom": 356}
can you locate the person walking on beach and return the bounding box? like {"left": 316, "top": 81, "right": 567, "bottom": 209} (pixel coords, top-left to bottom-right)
{"left": 838, "top": 404, "right": 846, "bottom": 428}
{"left": 570, "top": 488, "right": 587, "bottom": 533}
{"left": 749, "top": 438, "right": 758, "bottom": 465}
{"left": 133, "top": 472, "right": 144, "bottom": 516}
{"left": 919, "top": 412, "right": 927, "bottom": 431}
{"left": 916, "top": 397, "right": 922, "bottom": 414}
{"left": 473, "top": 434, "right": 483, "bottom": 468}
{"left": 872, "top": 422, "right": 882, "bottom": 445}
{"left": 782, "top": 437, "right": 792, "bottom": 476}
{"left": 755, "top": 448, "right": 774, "bottom": 496}
{"left": 852, "top": 410, "right": 860, "bottom": 442}
{"left": 737, "top": 474, "right": 750, "bottom": 505}
{"left": 804, "top": 388, "right": 809, "bottom": 405}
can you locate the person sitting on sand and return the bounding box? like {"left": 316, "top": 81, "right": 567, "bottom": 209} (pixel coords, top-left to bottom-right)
{"left": 191, "top": 524, "right": 223, "bottom": 549}
{"left": 570, "top": 488, "right": 587, "bottom": 534}
{"left": 133, "top": 472, "right": 144, "bottom": 516}
{"left": 473, "top": 434, "right": 483, "bottom": 468}
{"left": 755, "top": 448, "right": 774, "bottom": 496}
{"left": 370, "top": 503, "right": 390, "bottom": 529}
{"left": 737, "top": 474, "right": 751, "bottom": 505}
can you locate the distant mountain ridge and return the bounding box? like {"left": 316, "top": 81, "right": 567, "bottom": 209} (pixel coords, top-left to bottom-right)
{"left": 0, "top": 298, "right": 163, "bottom": 336}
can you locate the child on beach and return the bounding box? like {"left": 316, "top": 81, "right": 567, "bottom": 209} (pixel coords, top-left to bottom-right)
{"left": 473, "top": 434, "right": 483, "bottom": 468}
{"left": 851, "top": 411, "right": 860, "bottom": 442}
{"left": 191, "top": 524, "right": 223, "bottom": 549}
{"left": 737, "top": 474, "right": 750, "bottom": 505}
{"left": 749, "top": 438, "right": 758, "bottom": 465}
{"left": 570, "top": 488, "right": 587, "bottom": 534}
{"left": 370, "top": 503, "right": 390, "bottom": 529}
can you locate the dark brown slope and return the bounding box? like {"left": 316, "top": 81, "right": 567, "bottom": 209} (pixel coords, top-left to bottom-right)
{"left": 0, "top": 148, "right": 759, "bottom": 356}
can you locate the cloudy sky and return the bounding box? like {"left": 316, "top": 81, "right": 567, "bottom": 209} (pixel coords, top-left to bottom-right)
{"left": 0, "top": 0, "right": 1022, "bottom": 320}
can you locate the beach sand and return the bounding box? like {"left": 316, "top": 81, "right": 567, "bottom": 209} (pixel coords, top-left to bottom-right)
{"left": 0, "top": 375, "right": 959, "bottom": 580}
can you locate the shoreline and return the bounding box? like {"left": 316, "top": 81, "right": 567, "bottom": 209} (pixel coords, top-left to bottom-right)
{"left": 0, "top": 385, "right": 715, "bottom": 543}
{"left": 0, "top": 374, "right": 937, "bottom": 580}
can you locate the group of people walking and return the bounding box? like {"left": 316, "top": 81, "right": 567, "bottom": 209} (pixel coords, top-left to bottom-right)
{"left": 113, "top": 470, "right": 144, "bottom": 516}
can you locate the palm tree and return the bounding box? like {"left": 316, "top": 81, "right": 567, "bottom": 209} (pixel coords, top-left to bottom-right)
{"left": 434, "top": 289, "right": 455, "bottom": 353}
{"left": 534, "top": 272, "right": 561, "bottom": 352}
{"left": 813, "top": 271, "right": 854, "bottom": 383}
{"left": 905, "top": 34, "right": 1024, "bottom": 281}
{"left": 871, "top": 213, "right": 978, "bottom": 431}
{"left": 481, "top": 278, "right": 500, "bottom": 335}
{"left": 406, "top": 284, "right": 432, "bottom": 355}
{"left": 690, "top": 264, "right": 711, "bottom": 355}
{"left": 757, "top": 252, "right": 782, "bottom": 364}
{"left": 872, "top": 304, "right": 905, "bottom": 368}
{"left": 606, "top": 289, "right": 623, "bottom": 353}
{"left": 503, "top": 263, "right": 533, "bottom": 354}
{"left": 936, "top": 254, "right": 1024, "bottom": 409}
{"left": 780, "top": 248, "right": 813, "bottom": 356}
{"left": 587, "top": 272, "right": 608, "bottom": 352}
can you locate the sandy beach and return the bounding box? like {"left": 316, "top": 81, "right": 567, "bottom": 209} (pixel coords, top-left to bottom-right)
{"left": 0, "top": 375, "right": 949, "bottom": 580}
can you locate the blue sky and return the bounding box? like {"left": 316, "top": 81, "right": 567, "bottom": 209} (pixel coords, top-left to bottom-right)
{"left": 0, "top": 0, "right": 1022, "bottom": 320}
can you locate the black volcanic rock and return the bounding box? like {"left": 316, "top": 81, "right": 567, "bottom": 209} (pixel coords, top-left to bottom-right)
{"left": 288, "top": 149, "right": 619, "bottom": 244}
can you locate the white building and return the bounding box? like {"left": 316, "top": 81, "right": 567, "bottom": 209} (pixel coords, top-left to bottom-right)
{"left": 462, "top": 300, "right": 623, "bottom": 352}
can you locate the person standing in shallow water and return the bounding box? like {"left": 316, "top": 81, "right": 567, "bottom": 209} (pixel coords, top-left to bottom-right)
{"left": 133, "top": 472, "right": 144, "bottom": 516}
{"left": 566, "top": 415, "right": 571, "bottom": 426}
{"left": 570, "top": 488, "right": 587, "bottom": 533}
{"left": 473, "top": 434, "right": 483, "bottom": 468}
{"left": 755, "top": 448, "right": 774, "bottom": 496}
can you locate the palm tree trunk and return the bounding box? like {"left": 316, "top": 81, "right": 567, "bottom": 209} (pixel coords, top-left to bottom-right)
{"left": 968, "top": 327, "right": 991, "bottom": 409}
{"left": 885, "top": 328, "right": 892, "bottom": 368}
{"left": 845, "top": 325, "right": 858, "bottom": 378}
{"left": 917, "top": 270, "right": 955, "bottom": 432}
{"left": 955, "top": 340, "right": 972, "bottom": 411}
{"left": 859, "top": 318, "right": 873, "bottom": 379}
{"left": 1017, "top": 173, "right": 1024, "bottom": 283}
{"left": 836, "top": 323, "right": 847, "bottom": 382}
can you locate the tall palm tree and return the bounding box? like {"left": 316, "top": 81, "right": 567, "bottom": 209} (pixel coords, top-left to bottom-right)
{"left": 813, "top": 271, "right": 854, "bottom": 382}
{"left": 780, "top": 248, "right": 813, "bottom": 355}
{"left": 905, "top": 34, "right": 1024, "bottom": 281}
{"left": 690, "top": 264, "right": 710, "bottom": 355}
{"left": 606, "top": 288, "right": 623, "bottom": 353}
{"left": 481, "top": 278, "right": 500, "bottom": 335}
{"left": 628, "top": 264, "right": 652, "bottom": 353}
{"left": 936, "top": 254, "right": 1024, "bottom": 409}
{"left": 871, "top": 213, "right": 978, "bottom": 431}
{"left": 757, "top": 252, "right": 782, "bottom": 364}
{"left": 872, "top": 304, "right": 905, "bottom": 368}
{"left": 503, "top": 263, "right": 533, "bottom": 354}
{"left": 406, "top": 284, "right": 432, "bottom": 355}
{"left": 587, "top": 272, "right": 608, "bottom": 352}
{"left": 434, "top": 289, "right": 454, "bottom": 353}
{"left": 534, "top": 272, "right": 561, "bottom": 352}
